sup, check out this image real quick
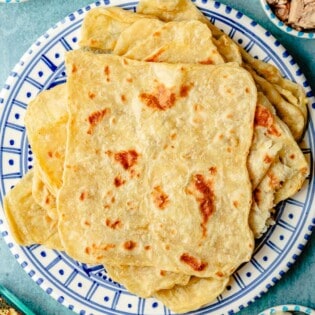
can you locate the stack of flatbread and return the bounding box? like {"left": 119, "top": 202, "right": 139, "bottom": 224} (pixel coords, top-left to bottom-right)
{"left": 4, "top": 0, "right": 309, "bottom": 313}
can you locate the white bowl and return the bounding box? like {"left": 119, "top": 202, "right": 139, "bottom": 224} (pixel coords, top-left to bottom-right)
{"left": 0, "top": 0, "right": 28, "bottom": 2}
{"left": 258, "top": 304, "right": 315, "bottom": 315}
{"left": 260, "top": 0, "right": 315, "bottom": 39}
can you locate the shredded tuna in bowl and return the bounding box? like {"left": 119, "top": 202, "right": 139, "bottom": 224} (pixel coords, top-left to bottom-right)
{"left": 260, "top": 0, "right": 315, "bottom": 38}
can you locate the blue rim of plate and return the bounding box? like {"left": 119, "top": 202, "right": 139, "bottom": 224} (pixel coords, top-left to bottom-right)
{"left": 0, "top": 1, "right": 314, "bottom": 314}
{"left": 259, "top": 0, "right": 315, "bottom": 39}
{"left": 258, "top": 304, "right": 315, "bottom": 315}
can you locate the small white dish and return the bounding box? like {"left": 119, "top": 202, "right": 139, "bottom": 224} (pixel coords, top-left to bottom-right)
{"left": 0, "top": 0, "right": 28, "bottom": 3}
{"left": 259, "top": 304, "right": 315, "bottom": 315}
{"left": 260, "top": 0, "right": 315, "bottom": 39}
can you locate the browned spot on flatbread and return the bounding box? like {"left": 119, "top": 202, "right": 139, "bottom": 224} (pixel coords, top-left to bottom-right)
{"left": 114, "top": 176, "right": 126, "bottom": 187}
{"left": 255, "top": 104, "right": 281, "bottom": 137}
{"left": 253, "top": 188, "right": 261, "bottom": 204}
{"left": 209, "top": 166, "right": 217, "bottom": 175}
{"left": 105, "top": 150, "right": 113, "bottom": 157}
{"left": 245, "top": 87, "right": 250, "bottom": 94}
{"left": 121, "top": 94, "right": 126, "bottom": 102}
{"left": 104, "top": 65, "right": 110, "bottom": 82}
{"left": 216, "top": 271, "right": 224, "bottom": 277}
{"left": 192, "top": 174, "right": 215, "bottom": 237}
{"left": 290, "top": 154, "right": 295, "bottom": 159}
{"left": 124, "top": 240, "right": 137, "bottom": 250}
{"left": 87, "top": 108, "right": 110, "bottom": 134}
{"left": 199, "top": 58, "right": 214, "bottom": 65}
{"left": 145, "top": 48, "right": 165, "bottom": 62}
{"left": 106, "top": 219, "right": 122, "bottom": 229}
{"left": 264, "top": 154, "right": 273, "bottom": 164}
{"left": 88, "top": 91, "right": 96, "bottom": 99}
{"left": 180, "top": 83, "right": 193, "bottom": 98}
{"left": 233, "top": 200, "right": 239, "bottom": 208}
{"left": 47, "top": 150, "right": 61, "bottom": 159}
{"left": 170, "top": 133, "right": 177, "bottom": 140}
{"left": 160, "top": 270, "right": 166, "bottom": 276}
{"left": 152, "top": 186, "right": 169, "bottom": 210}
{"left": 114, "top": 150, "right": 139, "bottom": 171}
{"left": 45, "top": 196, "right": 51, "bottom": 205}
{"left": 89, "top": 39, "right": 99, "bottom": 46}
{"left": 144, "top": 245, "right": 151, "bottom": 250}
{"left": 180, "top": 253, "right": 208, "bottom": 272}
{"left": 193, "top": 104, "right": 202, "bottom": 112}
{"left": 139, "top": 84, "right": 176, "bottom": 111}
{"left": 80, "top": 191, "right": 87, "bottom": 201}
{"left": 84, "top": 220, "right": 90, "bottom": 226}
{"left": 92, "top": 243, "right": 116, "bottom": 251}
{"left": 72, "top": 64, "right": 77, "bottom": 73}
{"left": 153, "top": 31, "right": 161, "bottom": 37}
{"left": 45, "top": 215, "right": 53, "bottom": 224}
{"left": 102, "top": 244, "right": 116, "bottom": 250}
{"left": 126, "top": 77, "right": 133, "bottom": 83}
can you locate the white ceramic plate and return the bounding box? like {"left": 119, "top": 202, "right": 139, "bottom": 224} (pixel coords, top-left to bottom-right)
{"left": 0, "top": 1, "right": 314, "bottom": 314}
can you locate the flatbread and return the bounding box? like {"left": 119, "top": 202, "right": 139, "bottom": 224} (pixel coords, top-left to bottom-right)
{"left": 136, "top": 0, "right": 307, "bottom": 141}
{"left": 154, "top": 276, "right": 230, "bottom": 314}
{"left": 79, "top": 2, "right": 307, "bottom": 140}
{"left": 244, "top": 65, "right": 307, "bottom": 142}
{"left": 27, "top": 16, "right": 307, "bottom": 296}
{"left": 34, "top": 160, "right": 192, "bottom": 295}
{"left": 79, "top": 6, "right": 156, "bottom": 51}
{"left": 24, "top": 84, "right": 67, "bottom": 195}
{"left": 32, "top": 164, "right": 58, "bottom": 221}
{"left": 3, "top": 170, "right": 62, "bottom": 250}
{"left": 249, "top": 92, "right": 308, "bottom": 237}
{"left": 28, "top": 84, "right": 307, "bottom": 267}
{"left": 79, "top": 7, "right": 309, "bottom": 216}
{"left": 114, "top": 18, "right": 224, "bottom": 65}
{"left": 106, "top": 265, "right": 190, "bottom": 298}
{"left": 59, "top": 50, "right": 256, "bottom": 277}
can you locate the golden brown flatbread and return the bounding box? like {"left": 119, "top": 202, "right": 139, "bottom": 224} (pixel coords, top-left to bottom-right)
{"left": 58, "top": 51, "right": 256, "bottom": 277}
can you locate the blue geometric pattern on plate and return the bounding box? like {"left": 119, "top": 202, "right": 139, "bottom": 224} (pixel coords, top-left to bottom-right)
{"left": 0, "top": 0, "right": 314, "bottom": 314}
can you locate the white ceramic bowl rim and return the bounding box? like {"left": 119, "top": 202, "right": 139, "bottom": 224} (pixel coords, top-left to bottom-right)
{"left": 259, "top": 304, "right": 315, "bottom": 315}
{"left": 260, "top": 0, "right": 315, "bottom": 39}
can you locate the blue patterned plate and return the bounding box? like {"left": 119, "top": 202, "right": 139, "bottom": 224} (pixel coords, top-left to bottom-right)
{"left": 0, "top": 1, "right": 314, "bottom": 314}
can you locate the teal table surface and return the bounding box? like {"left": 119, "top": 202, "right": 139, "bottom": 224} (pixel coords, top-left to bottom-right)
{"left": 0, "top": 1, "right": 314, "bottom": 315}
